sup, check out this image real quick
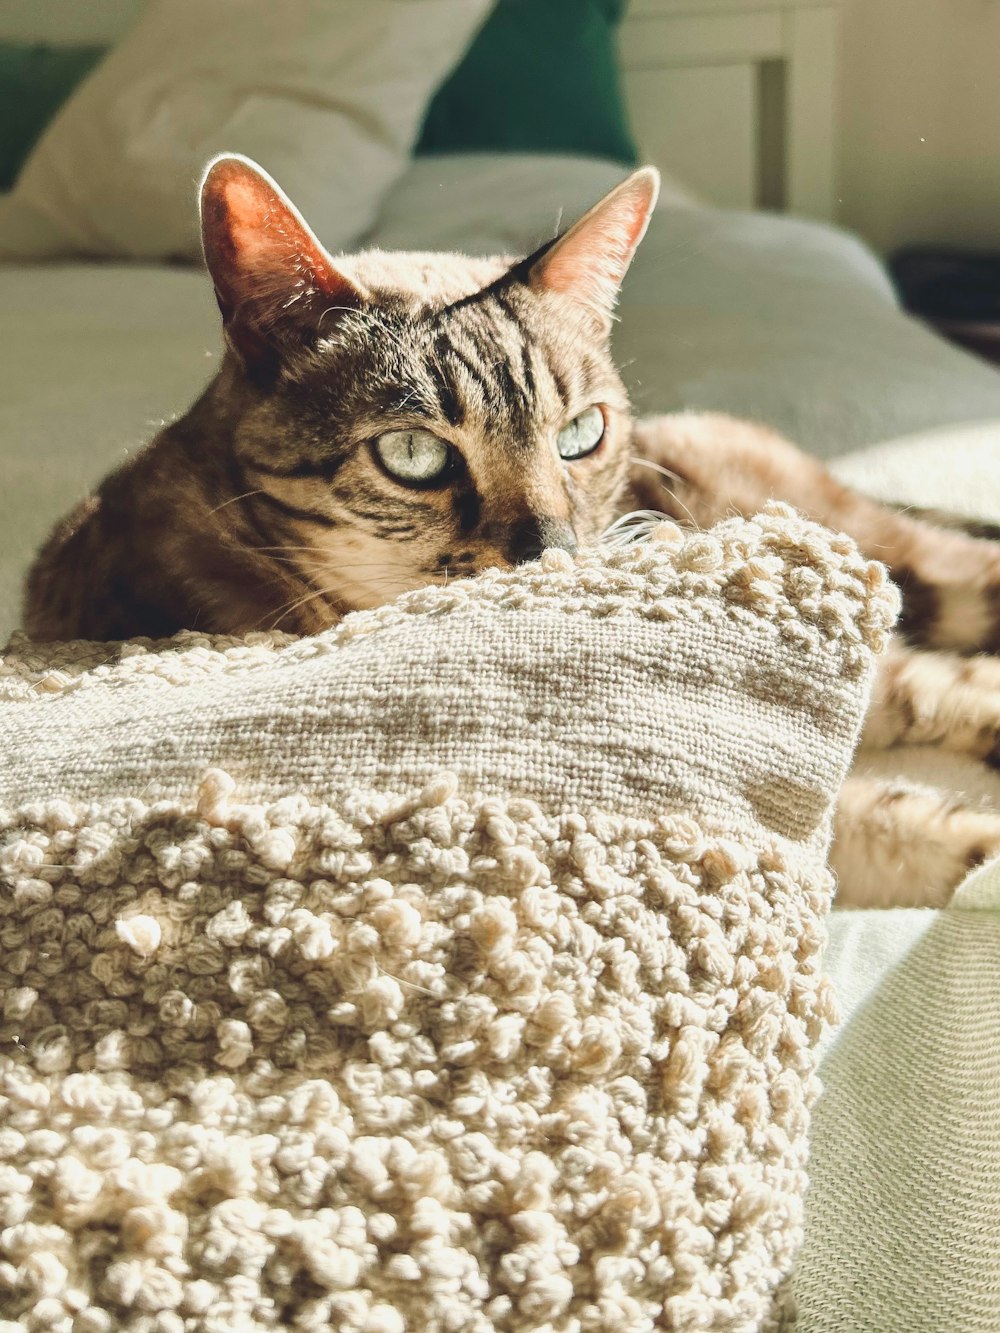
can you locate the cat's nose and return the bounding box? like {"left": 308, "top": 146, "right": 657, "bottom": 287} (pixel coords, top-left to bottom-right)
{"left": 507, "top": 517, "right": 578, "bottom": 565}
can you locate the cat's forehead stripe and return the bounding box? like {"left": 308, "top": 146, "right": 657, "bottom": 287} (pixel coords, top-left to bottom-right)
{"left": 430, "top": 330, "right": 490, "bottom": 421}
{"left": 302, "top": 268, "right": 587, "bottom": 453}
{"left": 435, "top": 293, "right": 541, "bottom": 447}
{"left": 483, "top": 293, "right": 536, "bottom": 419}
{"left": 545, "top": 355, "right": 571, "bottom": 409}
{"left": 425, "top": 351, "right": 466, "bottom": 428}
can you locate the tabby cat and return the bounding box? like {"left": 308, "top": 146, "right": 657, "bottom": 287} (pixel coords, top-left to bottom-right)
{"left": 23, "top": 155, "right": 1000, "bottom": 907}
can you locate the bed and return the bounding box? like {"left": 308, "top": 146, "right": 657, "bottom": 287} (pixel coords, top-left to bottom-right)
{"left": 3, "top": 2, "right": 1000, "bottom": 1328}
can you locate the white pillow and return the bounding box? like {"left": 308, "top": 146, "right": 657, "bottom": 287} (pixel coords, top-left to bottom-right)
{"left": 0, "top": 0, "right": 491, "bottom": 260}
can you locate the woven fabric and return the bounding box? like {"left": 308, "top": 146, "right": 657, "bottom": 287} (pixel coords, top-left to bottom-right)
{"left": 796, "top": 856, "right": 1000, "bottom": 1331}
{"left": 0, "top": 508, "right": 891, "bottom": 848}
{"left": 0, "top": 509, "right": 895, "bottom": 1332}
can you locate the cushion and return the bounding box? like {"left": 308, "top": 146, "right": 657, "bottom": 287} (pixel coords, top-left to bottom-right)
{"left": 796, "top": 857, "right": 1000, "bottom": 1331}
{"left": 0, "top": 0, "right": 491, "bottom": 262}
{"left": 831, "top": 420, "right": 1000, "bottom": 523}
{"left": 0, "top": 508, "right": 895, "bottom": 1330}
{"left": 0, "top": 43, "right": 105, "bottom": 190}
{"left": 417, "top": 0, "right": 638, "bottom": 166}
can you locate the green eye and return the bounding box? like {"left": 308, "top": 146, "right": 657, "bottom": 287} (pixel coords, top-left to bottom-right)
{"left": 374, "top": 429, "right": 451, "bottom": 484}
{"left": 556, "top": 405, "right": 605, "bottom": 460}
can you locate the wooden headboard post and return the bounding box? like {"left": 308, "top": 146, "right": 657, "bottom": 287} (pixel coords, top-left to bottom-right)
{"left": 619, "top": 0, "right": 841, "bottom": 219}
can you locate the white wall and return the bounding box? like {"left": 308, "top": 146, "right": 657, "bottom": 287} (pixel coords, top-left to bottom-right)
{"left": 837, "top": 0, "right": 1000, "bottom": 254}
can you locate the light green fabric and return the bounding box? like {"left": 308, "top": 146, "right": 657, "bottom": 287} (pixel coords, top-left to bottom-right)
{"left": 798, "top": 858, "right": 1000, "bottom": 1329}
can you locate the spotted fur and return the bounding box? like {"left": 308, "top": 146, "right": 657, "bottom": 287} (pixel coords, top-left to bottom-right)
{"left": 23, "top": 157, "right": 1000, "bottom": 906}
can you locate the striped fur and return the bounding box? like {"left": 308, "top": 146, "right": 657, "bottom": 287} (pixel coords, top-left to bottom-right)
{"left": 24, "top": 265, "right": 634, "bottom": 639}
{"left": 23, "top": 160, "right": 1000, "bottom": 907}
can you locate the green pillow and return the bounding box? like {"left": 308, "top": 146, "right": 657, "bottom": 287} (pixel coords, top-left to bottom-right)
{"left": 0, "top": 44, "right": 105, "bottom": 190}
{"left": 417, "top": 0, "right": 638, "bottom": 166}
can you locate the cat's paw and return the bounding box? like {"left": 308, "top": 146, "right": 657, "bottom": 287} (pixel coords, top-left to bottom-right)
{"left": 952, "top": 651, "right": 1000, "bottom": 694}
{"left": 833, "top": 775, "right": 1000, "bottom": 908}
{"left": 896, "top": 525, "right": 1000, "bottom": 653}
{"left": 863, "top": 642, "right": 1000, "bottom": 768}
{"left": 946, "top": 653, "right": 1000, "bottom": 768}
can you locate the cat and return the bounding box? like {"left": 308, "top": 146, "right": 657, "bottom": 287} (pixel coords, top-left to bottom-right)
{"left": 22, "top": 154, "right": 1000, "bottom": 908}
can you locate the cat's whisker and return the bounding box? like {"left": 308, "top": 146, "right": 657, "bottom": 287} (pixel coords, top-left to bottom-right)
{"left": 245, "top": 546, "right": 320, "bottom": 573}
{"left": 265, "top": 564, "right": 420, "bottom": 626}
{"left": 207, "top": 489, "right": 265, "bottom": 515}
{"left": 338, "top": 572, "right": 419, "bottom": 596}
{"left": 320, "top": 305, "right": 414, "bottom": 364}
{"left": 635, "top": 241, "right": 699, "bottom": 276}
{"left": 375, "top": 960, "right": 436, "bottom": 998}
{"left": 630, "top": 456, "right": 699, "bottom": 527}
{"left": 255, "top": 544, "right": 326, "bottom": 556}
{"left": 265, "top": 583, "right": 336, "bottom": 630}
{"left": 602, "top": 510, "right": 672, "bottom": 548}
{"left": 317, "top": 304, "right": 360, "bottom": 330}
{"left": 631, "top": 455, "right": 682, "bottom": 484}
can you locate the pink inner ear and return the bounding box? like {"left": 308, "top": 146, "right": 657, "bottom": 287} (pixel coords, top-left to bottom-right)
{"left": 224, "top": 172, "right": 288, "bottom": 270}
{"left": 540, "top": 205, "right": 646, "bottom": 297}
{"left": 202, "top": 156, "right": 356, "bottom": 306}
{"left": 216, "top": 159, "right": 341, "bottom": 295}
{"left": 532, "top": 169, "right": 659, "bottom": 320}
{"left": 200, "top": 156, "right": 366, "bottom": 368}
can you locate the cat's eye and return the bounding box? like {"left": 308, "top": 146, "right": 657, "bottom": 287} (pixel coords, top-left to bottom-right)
{"left": 374, "top": 428, "right": 452, "bottom": 485}
{"left": 556, "top": 405, "right": 605, "bottom": 460}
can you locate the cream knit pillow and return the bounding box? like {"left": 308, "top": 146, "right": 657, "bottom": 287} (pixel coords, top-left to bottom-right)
{"left": 0, "top": 507, "right": 895, "bottom": 1333}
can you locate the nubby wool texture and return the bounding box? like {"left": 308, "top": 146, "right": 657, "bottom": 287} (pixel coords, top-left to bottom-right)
{"left": 0, "top": 508, "right": 896, "bottom": 1332}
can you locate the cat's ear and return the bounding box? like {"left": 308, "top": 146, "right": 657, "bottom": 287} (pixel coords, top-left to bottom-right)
{"left": 527, "top": 167, "right": 659, "bottom": 328}
{"left": 200, "top": 154, "right": 366, "bottom": 374}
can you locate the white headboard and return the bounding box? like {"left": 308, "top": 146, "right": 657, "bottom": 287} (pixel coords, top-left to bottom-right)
{"left": 0, "top": 0, "right": 839, "bottom": 220}
{"left": 619, "top": 0, "right": 840, "bottom": 219}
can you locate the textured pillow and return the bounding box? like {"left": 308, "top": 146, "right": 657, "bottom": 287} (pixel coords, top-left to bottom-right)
{"left": 0, "top": 43, "right": 105, "bottom": 190}
{"left": 0, "top": 0, "right": 491, "bottom": 261}
{"left": 417, "top": 0, "right": 638, "bottom": 165}
{"left": 797, "top": 856, "right": 1000, "bottom": 1331}
{"left": 0, "top": 509, "right": 895, "bottom": 1331}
